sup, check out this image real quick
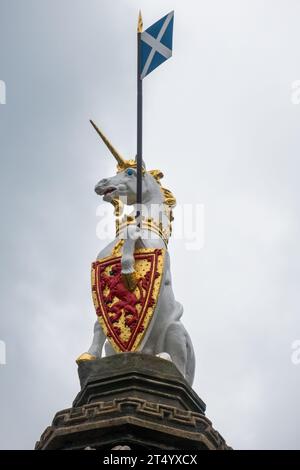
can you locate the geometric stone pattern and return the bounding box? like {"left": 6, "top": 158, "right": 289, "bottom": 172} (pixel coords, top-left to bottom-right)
{"left": 35, "top": 354, "right": 231, "bottom": 450}
{"left": 72, "top": 353, "right": 206, "bottom": 413}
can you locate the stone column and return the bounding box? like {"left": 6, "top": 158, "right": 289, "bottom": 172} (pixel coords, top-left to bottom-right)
{"left": 35, "top": 354, "right": 231, "bottom": 450}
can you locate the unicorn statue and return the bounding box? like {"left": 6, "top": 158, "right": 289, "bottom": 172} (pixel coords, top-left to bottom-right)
{"left": 77, "top": 121, "right": 195, "bottom": 385}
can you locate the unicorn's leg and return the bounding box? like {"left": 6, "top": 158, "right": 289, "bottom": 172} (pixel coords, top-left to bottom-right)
{"left": 162, "top": 321, "right": 195, "bottom": 384}
{"left": 121, "top": 225, "right": 141, "bottom": 290}
{"left": 163, "top": 322, "right": 187, "bottom": 375}
{"left": 104, "top": 340, "right": 116, "bottom": 357}
{"left": 185, "top": 330, "right": 196, "bottom": 385}
{"left": 76, "top": 320, "right": 106, "bottom": 363}
{"left": 87, "top": 320, "right": 106, "bottom": 357}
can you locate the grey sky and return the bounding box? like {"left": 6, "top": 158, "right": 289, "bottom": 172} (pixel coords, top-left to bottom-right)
{"left": 0, "top": 0, "right": 300, "bottom": 449}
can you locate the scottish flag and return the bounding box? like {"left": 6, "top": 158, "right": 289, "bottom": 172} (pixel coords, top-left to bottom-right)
{"left": 140, "top": 11, "right": 174, "bottom": 79}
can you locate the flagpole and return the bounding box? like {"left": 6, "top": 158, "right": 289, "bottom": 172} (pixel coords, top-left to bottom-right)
{"left": 136, "top": 10, "right": 143, "bottom": 228}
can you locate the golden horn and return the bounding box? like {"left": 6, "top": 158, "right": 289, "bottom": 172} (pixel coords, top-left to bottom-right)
{"left": 90, "top": 120, "right": 125, "bottom": 168}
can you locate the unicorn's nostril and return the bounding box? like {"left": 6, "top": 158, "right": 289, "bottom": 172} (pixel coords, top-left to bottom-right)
{"left": 95, "top": 179, "right": 108, "bottom": 192}
{"left": 95, "top": 182, "right": 103, "bottom": 193}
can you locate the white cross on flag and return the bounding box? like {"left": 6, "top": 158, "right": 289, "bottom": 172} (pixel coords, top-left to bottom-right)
{"left": 140, "top": 11, "right": 174, "bottom": 79}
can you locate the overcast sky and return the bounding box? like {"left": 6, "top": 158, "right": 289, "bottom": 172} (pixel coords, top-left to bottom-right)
{"left": 1, "top": 0, "right": 300, "bottom": 450}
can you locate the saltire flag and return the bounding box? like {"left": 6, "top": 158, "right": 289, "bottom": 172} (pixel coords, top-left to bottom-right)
{"left": 140, "top": 11, "right": 174, "bottom": 79}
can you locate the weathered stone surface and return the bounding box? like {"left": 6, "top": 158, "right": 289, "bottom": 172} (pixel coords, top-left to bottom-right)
{"left": 35, "top": 354, "right": 231, "bottom": 450}
{"left": 73, "top": 353, "right": 206, "bottom": 413}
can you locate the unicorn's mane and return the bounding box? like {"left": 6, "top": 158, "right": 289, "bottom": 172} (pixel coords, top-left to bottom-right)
{"left": 148, "top": 169, "right": 176, "bottom": 209}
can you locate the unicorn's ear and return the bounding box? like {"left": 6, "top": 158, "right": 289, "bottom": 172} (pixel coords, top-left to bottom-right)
{"left": 148, "top": 169, "right": 164, "bottom": 181}
{"left": 135, "top": 155, "right": 146, "bottom": 170}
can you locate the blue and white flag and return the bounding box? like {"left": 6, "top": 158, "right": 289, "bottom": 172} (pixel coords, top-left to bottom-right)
{"left": 140, "top": 11, "right": 174, "bottom": 79}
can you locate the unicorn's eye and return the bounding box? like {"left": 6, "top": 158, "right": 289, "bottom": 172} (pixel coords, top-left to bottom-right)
{"left": 126, "top": 168, "right": 134, "bottom": 176}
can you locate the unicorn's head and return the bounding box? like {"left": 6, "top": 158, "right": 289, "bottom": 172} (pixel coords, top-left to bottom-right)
{"left": 95, "top": 164, "right": 169, "bottom": 207}
{"left": 95, "top": 162, "right": 145, "bottom": 205}
{"left": 92, "top": 121, "right": 176, "bottom": 212}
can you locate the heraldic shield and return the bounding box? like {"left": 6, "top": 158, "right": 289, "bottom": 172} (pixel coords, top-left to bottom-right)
{"left": 91, "top": 248, "right": 165, "bottom": 352}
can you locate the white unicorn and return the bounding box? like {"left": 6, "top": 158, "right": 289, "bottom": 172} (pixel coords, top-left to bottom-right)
{"left": 77, "top": 122, "right": 195, "bottom": 385}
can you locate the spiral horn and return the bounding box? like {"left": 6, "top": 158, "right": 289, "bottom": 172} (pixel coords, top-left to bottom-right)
{"left": 90, "top": 120, "right": 126, "bottom": 169}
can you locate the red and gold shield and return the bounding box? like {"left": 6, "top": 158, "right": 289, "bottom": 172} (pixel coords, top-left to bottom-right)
{"left": 91, "top": 248, "right": 165, "bottom": 352}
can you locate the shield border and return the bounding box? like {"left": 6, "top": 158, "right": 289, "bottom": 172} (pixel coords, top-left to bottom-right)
{"left": 91, "top": 248, "right": 165, "bottom": 352}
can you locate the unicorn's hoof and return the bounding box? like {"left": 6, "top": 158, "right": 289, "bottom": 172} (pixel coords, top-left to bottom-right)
{"left": 156, "top": 352, "right": 172, "bottom": 362}
{"left": 76, "top": 352, "right": 97, "bottom": 364}
{"left": 122, "top": 271, "right": 138, "bottom": 291}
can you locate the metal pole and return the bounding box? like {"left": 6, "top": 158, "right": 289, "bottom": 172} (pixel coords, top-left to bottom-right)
{"left": 136, "top": 11, "right": 143, "bottom": 228}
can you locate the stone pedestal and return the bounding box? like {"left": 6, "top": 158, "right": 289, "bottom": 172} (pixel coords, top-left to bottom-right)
{"left": 35, "top": 354, "right": 231, "bottom": 450}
